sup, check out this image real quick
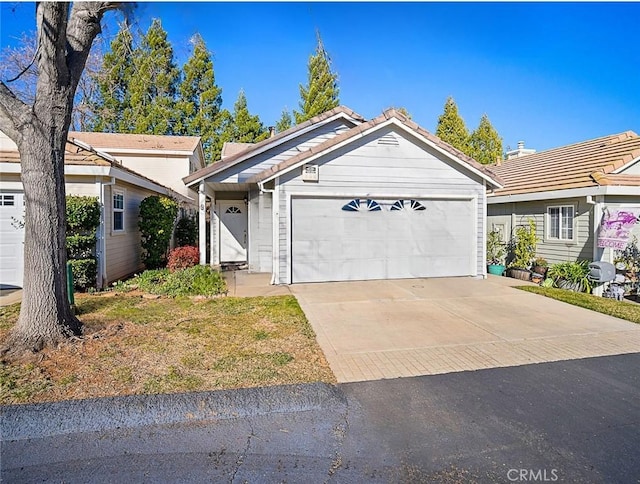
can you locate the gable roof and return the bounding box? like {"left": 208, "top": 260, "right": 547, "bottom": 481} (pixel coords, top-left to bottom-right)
{"left": 183, "top": 105, "right": 366, "bottom": 186}
{"left": 221, "top": 142, "right": 254, "bottom": 159}
{"left": 68, "top": 131, "right": 201, "bottom": 152}
{"left": 248, "top": 108, "right": 503, "bottom": 188}
{"left": 490, "top": 131, "right": 640, "bottom": 196}
{"left": 0, "top": 139, "right": 191, "bottom": 202}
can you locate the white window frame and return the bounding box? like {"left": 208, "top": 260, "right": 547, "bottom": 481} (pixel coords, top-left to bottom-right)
{"left": 546, "top": 204, "right": 575, "bottom": 242}
{"left": 112, "top": 188, "right": 125, "bottom": 234}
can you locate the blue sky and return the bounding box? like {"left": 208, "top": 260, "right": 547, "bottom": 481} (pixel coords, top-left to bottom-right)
{"left": 2, "top": 2, "right": 639, "bottom": 152}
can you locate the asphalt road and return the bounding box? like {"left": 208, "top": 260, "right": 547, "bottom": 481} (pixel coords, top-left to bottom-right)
{"left": 2, "top": 353, "right": 639, "bottom": 483}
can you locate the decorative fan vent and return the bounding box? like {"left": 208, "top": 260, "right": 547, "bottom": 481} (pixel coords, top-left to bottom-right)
{"left": 378, "top": 133, "right": 399, "bottom": 146}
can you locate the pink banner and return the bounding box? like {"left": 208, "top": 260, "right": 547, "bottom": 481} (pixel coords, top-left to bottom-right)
{"left": 597, "top": 210, "right": 639, "bottom": 249}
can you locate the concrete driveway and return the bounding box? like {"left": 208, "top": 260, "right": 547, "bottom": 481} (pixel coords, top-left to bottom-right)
{"left": 291, "top": 276, "right": 640, "bottom": 382}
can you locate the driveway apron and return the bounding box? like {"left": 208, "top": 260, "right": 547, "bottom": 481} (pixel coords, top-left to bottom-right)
{"left": 290, "top": 277, "right": 640, "bottom": 382}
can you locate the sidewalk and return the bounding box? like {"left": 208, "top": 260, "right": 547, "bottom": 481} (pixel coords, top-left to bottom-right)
{"left": 222, "top": 270, "right": 291, "bottom": 297}
{"left": 0, "top": 288, "right": 22, "bottom": 307}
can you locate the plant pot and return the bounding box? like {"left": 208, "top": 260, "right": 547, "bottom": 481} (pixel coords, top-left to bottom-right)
{"left": 509, "top": 268, "right": 531, "bottom": 281}
{"left": 557, "top": 279, "right": 584, "bottom": 292}
{"left": 532, "top": 266, "right": 548, "bottom": 276}
{"left": 487, "top": 264, "right": 506, "bottom": 276}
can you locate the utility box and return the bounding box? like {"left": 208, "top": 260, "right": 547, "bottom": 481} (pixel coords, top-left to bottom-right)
{"left": 588, "top": 261, "right": 616, "bottom": 283}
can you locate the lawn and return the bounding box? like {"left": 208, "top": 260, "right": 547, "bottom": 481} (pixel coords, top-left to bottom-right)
{"left": 517, "top": 286, "right": 640, "bottom": 324}
{"left": 0, "top": 293, "right": 335, "bottom": 405}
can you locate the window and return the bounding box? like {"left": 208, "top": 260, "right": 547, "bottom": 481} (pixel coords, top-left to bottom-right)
{"left": 225, "top": 206, "right": 242, "bottom": 214}
{"left": 113, "top": 189, "right": 124, "bottom": 232}
{"left": 0, "top": 194, "right": 15, "bottom": 206}
{"left": 547, "top": 205, "right": 574, "bottom": 240}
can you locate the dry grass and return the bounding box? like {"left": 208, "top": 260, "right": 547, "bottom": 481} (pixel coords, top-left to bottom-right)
{"left": 0, "top": 293, "right": 335, "bottom": 405}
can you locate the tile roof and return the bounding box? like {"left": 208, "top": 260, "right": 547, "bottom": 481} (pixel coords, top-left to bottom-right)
{"left": 68, "top": 131, "right": 201, "bottom": 152}
{"left": 183, "top": 105, "right": 366, "bottom": 185}
{"left": 248, "top": 108, "right": 503, "bottom": 187}
{"left": 0, "top": 141, "right": 111, "bottom": 166}
{"left": 1, "top": 140, "right": 190, "bottom": 201}
{"left": 490, "top": 131, "right": 640, "bottom": 196}
{"left": 591, "top": 172, "right": 640, "bottom": 187}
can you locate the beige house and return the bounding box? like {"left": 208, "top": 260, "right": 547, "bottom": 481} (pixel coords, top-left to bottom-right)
{"left": 487, "top": 131, "right": 640, "bottom": 266}
{"left": 0, "top": 130, "right": 198, "bottom": 289}
{"left": 68, "top": 131, "right": 205, "bottom": 199}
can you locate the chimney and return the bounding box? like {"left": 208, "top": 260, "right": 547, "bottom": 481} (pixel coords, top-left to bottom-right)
{"left": 517, "top": 140, "right": 525, "bottom": 150}
{"left": 268, "top": 126, "right": 276, "bottom": 138}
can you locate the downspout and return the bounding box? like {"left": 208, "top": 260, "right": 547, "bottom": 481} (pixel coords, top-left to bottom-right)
{"left": 258, "top": 180, "right": 277, "bottom": 285}
{"left": 587, "top": 195, "right": 604, "bottom": 296}
{"left": 98, "top": 177, "right": 116, "bottom": 289}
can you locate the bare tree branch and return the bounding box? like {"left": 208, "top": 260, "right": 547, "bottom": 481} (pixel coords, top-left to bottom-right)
{"left": 0, "top": 81, "right": 30, "bottom": 141}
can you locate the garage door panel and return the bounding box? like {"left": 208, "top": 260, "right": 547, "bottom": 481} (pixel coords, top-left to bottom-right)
{"left": 0, "top": 192, "right": 25, "bottom": 287}
{"left": 292, "top": 197, "right": 474, "bottom": 283}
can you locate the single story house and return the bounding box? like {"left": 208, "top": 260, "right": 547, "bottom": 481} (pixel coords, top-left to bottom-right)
{"left": 487, "top": 131, "right": 640, "bottom": 266}
{"left": 183, "top": 106, "right": 503, "bottom": 284}
{"left": 0, "top": 130, "right": 198, "bottom": 289}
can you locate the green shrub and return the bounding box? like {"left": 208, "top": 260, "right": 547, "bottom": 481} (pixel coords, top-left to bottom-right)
{"left": 66, "top": 196, "right": 101, "bottom": 232}
{"left": 66, "top": 196, "right": 101, "bottom": 291}
{"left": 66, "top": 234, "right": 96, "bottom": 259}
{"left": 139, "top": 196, "right": 179, "bottom": 269}
{"left": 128, "top": 266, "right": 226, "bottom": 297}
{"left": 68, "top": 259, "right": 97, "bottom": 290}
{"left": 175, "top": 216, "right": 197, "bottom": 247}
{"left": 508, "top": 219, "right": 538, "bottom": 269}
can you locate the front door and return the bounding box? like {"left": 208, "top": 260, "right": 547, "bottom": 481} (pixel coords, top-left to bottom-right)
{"left": 219, "top": 201, "right": 248, "bottom": 262}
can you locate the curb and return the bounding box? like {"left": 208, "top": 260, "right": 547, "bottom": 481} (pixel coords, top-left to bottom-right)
{"left": 1, "top": 382, "right": 346, "bottom": 441}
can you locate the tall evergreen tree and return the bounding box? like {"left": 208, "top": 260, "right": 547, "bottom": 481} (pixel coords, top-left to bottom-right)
{"left": 220, "top": 90, "right": 268, "bottom": 144}
{"left": 435, "top": 96, "right": 470, "bottom": 153}
{"left": 122, "top": 19, "right": 180, "bottom": 134}
{"left": 469, "top": 114, "right": 503, "bottom": 164}
{"left": 275, "top": 107, "right": 292, "bottom": 133}
{"left": 91, "top": 23, "right": 134, "bottom": 132}
{"left": 176, "top": 34, "right": 223, "bottom": 163}
{"left": 293, "top": 32, "right": 339, "bottom": 124}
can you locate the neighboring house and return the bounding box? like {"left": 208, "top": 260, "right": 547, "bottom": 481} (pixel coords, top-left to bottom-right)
{"left": 0, "top": 131, "right": 195, "bottom": 289}
{"left": 68, "top": 131, "right": 205, "bottom": 199}
{"left": 183, "top": 106, "right": 502, "bottom": 284}
{"left": 487, "top": 131, "right": 640, "bottom": 266}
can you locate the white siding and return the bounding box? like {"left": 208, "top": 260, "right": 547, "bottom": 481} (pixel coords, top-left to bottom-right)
{"left": 276, "top": 127, "right": 486, "bottom": 283}
{"left": 247, "top": 188, "right": 273, "bottom": 272}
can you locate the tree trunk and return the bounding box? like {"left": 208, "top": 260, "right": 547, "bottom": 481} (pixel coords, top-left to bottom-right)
{"left": 2, "top": 124, "right": 81, "bottom": 358}
{"left": 0, "top": 2, "right": 120, "bottom": 360}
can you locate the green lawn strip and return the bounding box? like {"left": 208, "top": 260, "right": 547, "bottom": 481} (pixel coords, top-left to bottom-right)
{"left": 516, "top": 286, "right": 640, "bottom": 324}
{"left": 0, "top": 294, "right": 335, "bottom": 405}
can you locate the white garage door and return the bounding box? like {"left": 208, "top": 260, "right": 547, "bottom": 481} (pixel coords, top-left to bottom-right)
{"left": 292, "top": 197, "right": 475, "bottom": 283}
{"left": 0, "top": 191, "right": 25, "bottom": 288}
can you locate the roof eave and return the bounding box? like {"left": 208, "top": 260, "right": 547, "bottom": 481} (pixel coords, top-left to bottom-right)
{"left": 183, "top": 107, "right": 365, "bottom": 187}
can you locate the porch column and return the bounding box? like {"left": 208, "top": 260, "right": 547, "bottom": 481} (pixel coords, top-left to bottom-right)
{"left": 210, "top": 192, "right": 219, "bottom": 266}
{"left": 198, "top": 181, "right": 207, "bottom": 265}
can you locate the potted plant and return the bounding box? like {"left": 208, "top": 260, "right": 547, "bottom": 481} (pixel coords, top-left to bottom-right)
{"left": 507, "top": 219, "right": 538, "bottom": 281}
{"left": 487, "top": 229, "right": 506, "bottom": 275}
{"left": 532, "top": 257, "right": 548, "bottom": 276}
{"left": 547, "top": 260, "right": 592, "bottom": 293}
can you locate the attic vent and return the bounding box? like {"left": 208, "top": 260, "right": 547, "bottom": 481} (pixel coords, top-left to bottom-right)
{"left": 378, "top": 133, "right": 399, "bottom": 146}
